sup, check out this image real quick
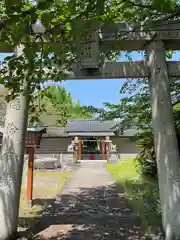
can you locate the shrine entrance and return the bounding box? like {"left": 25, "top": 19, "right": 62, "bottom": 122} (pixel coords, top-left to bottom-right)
{"left": 72, "top": 136, "right": 112, "bottom": 161}
{"left": 82, "top": 138, "right": 99, "bottom": 160}
{"left": 82, "top": 138, "right": 106, "bottom": 160}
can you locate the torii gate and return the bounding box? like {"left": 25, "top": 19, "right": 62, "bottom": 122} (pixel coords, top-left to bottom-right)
{"left": 1, "top": 20, "right": 180, "bottom": 239}
{"left": 71, "top": 20, "right": 180, "bottom": 239}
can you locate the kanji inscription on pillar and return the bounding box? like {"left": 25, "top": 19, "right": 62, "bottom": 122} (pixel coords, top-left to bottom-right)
{"left": 3, "top": 147, "right": 19, "bottom": 162}
{"left": 0, "top": 113, "right": 5, "bottom": 127}
{"left": 7, "top": 122, "right": 19, "bottom": 135}
{"left": 10, "top": 97, "right": 20, "bottom": 110}
{"left": 0, "top": 173, "right": 13, "bottom": 188}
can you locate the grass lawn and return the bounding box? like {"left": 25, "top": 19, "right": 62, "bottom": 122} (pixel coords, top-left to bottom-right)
{"left": 18, "top": 170, "right": 72, "bottom": 230}
{"left": 107, "top": 158, "right": 161, "bottom": 234}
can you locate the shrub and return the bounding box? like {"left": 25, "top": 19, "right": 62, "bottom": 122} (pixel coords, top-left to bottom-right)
{"left": 135, "top": 127, "right": 180, "bottom": 179}
{"left": 135, "top": 130, "right": 157, "bottom": 179}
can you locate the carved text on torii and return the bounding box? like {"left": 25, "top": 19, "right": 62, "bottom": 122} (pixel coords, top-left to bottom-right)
{"left": 0, "top": 173, "right": 13, "bottom": 188}
{"left": 10, "top": 97, "right": 20, "bottom": 110}
{"left": 80, "top": 32, "right": 93, "bottom": 59}
{"left": 7, "top": 122, "right": 19, "bottom": 136}
{"left": 79, "top": 30, "right": 99, "bottom": 68}
{"left": 0, "top": 113, "right": 5, "bottom": 127}
{"left": 2, "top": 147, "right": 19, "bottom": 162}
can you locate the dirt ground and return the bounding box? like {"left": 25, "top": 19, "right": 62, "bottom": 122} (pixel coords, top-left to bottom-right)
{"left": 18, "top": 169, "right": 72, "bottom": 231}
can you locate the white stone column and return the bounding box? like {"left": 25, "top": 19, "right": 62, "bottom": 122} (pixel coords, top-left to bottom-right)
{"left": 0, "top": 45, "right": 29, "bottom": 239}
{"left": 146, "top": 41, "right": 180, "bottom": 239}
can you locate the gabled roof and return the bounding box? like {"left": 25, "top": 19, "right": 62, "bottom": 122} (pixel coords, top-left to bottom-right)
{"left": 68, "top": 131, "right": 115, "bottom": 136}
{"left": 43, "top": 127, "right": 68, "bottom": 137}
{"left": 27, "top": 126, "right": 46, "bottom": 133}
{"left": 0, "top": 118, "right": 138, "bottom": 137}
{"left": 66, "top": 119, "right": 116, "bottom": 132}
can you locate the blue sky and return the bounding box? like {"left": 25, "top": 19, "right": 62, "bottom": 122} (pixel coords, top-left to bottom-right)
{"left": 0, "top": 51, "right": 180, "bottom": 108}
{"left": 61, "top": 52, "right": 144, "bottom": 108}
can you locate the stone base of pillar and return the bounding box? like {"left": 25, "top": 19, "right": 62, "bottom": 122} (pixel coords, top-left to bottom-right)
{"left": 26, "top": 200, "right": 33, "bottom": 208}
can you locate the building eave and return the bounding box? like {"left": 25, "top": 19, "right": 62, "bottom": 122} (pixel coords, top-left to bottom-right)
{"left": 67, "top": 131, "right": 115, "bottom": 136}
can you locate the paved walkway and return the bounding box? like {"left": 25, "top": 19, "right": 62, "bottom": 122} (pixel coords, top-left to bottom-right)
{"left": 33, "top": 162, "right": 144, "bottom": 239}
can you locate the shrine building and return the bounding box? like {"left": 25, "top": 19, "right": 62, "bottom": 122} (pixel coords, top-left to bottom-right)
{"left": 35, "top": 119, "right": 139, "bottom": 161}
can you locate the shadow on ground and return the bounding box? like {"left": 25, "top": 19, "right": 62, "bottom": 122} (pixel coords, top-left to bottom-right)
{"left": 18, "top": 198, "right": 55, "bottom": 230}
{"left": 32, "top": 198, "right": 55, "bottom": 206}
{"left": 19, "top": 183, "right": 145, "bottom": 239}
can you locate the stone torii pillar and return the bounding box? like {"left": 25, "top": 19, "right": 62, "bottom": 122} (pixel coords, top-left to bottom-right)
{"left": 146, "top": 41, "right": 180, "bottom": 240}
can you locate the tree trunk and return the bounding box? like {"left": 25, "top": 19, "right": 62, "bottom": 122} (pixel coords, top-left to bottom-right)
{"left": 0, "top": 46, "right": 29, "bottom": 239}
{"left": 146, "top": 41, "right": 180, "bottom": 239}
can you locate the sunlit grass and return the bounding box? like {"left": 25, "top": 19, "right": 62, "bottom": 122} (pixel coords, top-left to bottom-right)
{"left": 18, "top": 170, "right": 72, "bottom": 229}
{"left": 107, "top": 159, "right": 161, "bottom": 233}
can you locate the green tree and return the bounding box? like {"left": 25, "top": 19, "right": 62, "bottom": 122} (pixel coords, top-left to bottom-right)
{"left": 41, "top": 85, "right": 73, "bottom": 127}
{"left": 71, "top": 100, "right": 93, "bottom": 119}
{"left": 36, "top": 85, "right": 93, "bottom": 126}
{"left": 91, "top": 76, "right": 180, "bottom": 130}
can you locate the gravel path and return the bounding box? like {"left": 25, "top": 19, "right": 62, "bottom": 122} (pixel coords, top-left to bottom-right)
{"left": 32, "top": 162, "right": 144, "bottom": 239}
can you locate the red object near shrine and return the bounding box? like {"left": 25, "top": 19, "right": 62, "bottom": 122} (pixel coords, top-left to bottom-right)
{"left": 89, "top": 154, "right": 95, "bottom": 160}
{"left": 25, "top": 127, "right": 46, "bottom": 206}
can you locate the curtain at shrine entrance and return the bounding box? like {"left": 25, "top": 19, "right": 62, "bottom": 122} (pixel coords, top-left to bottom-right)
{"left": 78, "top": 137, "right": 107, "bottom": 160}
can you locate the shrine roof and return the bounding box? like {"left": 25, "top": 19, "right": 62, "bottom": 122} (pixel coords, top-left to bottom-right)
{"left": 0, "top": 119, "right": 138, "bottom": 137}
{"left": 27, "top": 126, "right": 46, "bottom": 133}
{"left": 44, "top": 127, "right": 68, "bottom": 137}
{"left": 42, "top": 119, "right": 138, "bottom": 137}
{"left": 67, "top": 131, "right": 115, "bottom": 136}
{"left": 66, "top": 119, "right": 117, "bottom": 133}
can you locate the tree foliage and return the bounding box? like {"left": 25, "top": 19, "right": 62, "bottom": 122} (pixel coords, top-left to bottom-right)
{"left": 135, "top": 130, "right": 157, "bottom": 178}
{"left": 90, "top": 75, "right": 180, "bottom": 130}
{"left": 0, "top": 0, "right": 179, "bottom": 102}
{"left": 135, "top": 105, "right": 180, "bottom": 179}
{"left": 1, "top": 0, "right": 180, "bottom": 238}
{"left": 0, "top": 0, "right": 108, "bottom": 102}
{"left": 32, "top": 85, "right": 93, "bottom": 127}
